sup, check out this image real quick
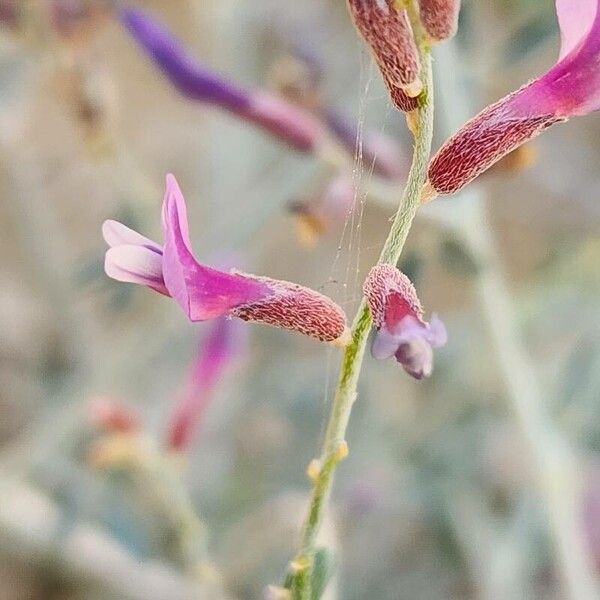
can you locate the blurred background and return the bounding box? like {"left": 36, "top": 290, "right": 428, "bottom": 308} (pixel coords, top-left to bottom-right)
{"left": 1, "top": 1, "right": 599, "bottom": 599}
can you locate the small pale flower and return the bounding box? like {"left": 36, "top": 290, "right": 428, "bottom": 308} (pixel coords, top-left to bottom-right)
{"left": 363, "top": 264, "right": 447, "bottom": 379}
{"left": 419, "top": 0, "right": 461, "bottom": 43}
{"left": 103, "top": 175, "right": 350, "bottom": 346}
{"left": 347, "top": 0, "right": 422, "bottom": 110}
{"left": 427, "top": 0, "right": 600, "bottom": 196}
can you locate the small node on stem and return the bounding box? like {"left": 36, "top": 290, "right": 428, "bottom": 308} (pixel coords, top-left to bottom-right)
{"left": 335, "top": 440, "right": 349, "bottom": 462}
{"left": 264, "top": 585, "right": 292, "bottom": 600}
{"left": 404, "top": 77, "right": 423, "bottom": 98}
{"left": 420, "top": 180, "right": 438, "bottom": 204}
{"left": 307, "top": 459, "right": 322, "bottom": 482}
{"left": 406, "top": 110, "right": 419, "bottom": 136}
{"left": 332, "top": 326, "right": 352, "bottom": 348}
{"left": 290, "top": 556, "right": 311, "bottom": 574}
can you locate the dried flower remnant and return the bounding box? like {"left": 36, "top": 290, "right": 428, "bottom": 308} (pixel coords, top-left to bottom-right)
{"left": 120, "top": 7, "right": 322, "bottom": 153}
{"left": 289, "top": 175, "right": 355, "bottom": 247}
{"left": 167, "top": 316, "right": 245, "bottom": 452}
{"left": 103, "top": 175, "right": 350, "bottom": 345}
{"left": 363, "top": 264, "right": 446, "bottom": 379}
{"left": 89, "top": 396, "right": 140, "bottom": 435}
{"left": 347, "top": 0, "right": 422, "bottom": 105}
{"left": 419, "top": 0, "right": 461, "bottom": 43}
{"left": 426, "top": 0, "right": 600, "bottom": 197}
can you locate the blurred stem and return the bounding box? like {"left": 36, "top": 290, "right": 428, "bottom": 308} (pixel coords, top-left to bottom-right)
{"left": 463, "top": 208, "right": 599, "bottom": 600}
{"left": 288, "top": 52, "right": 434, "bottom": 600}
{"left": 434, "top": 40, "right": 599, "bottom": 599}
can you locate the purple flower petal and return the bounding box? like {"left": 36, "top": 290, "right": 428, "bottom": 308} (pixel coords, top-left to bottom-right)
{"left": 102, "top": 219, "right": 162, "bottom": 253}
{"left": 556, "top": 0, "right": 598, "bottom": 60}
{"left": 427, "top": 313, "right": 448, "bottom": 348}
{"left": 105, "top": 245, "right": 167, "bottom": 295}
{"left": 395, "top": 335, "right": 434, "bottom": 380}
{"left": 120, "top": 7, "right": 249, "bottom": 111}
{"left": 167, "top": 316, "right": 246, "bottom": 451}
{"left": 372, "top": 327, "right": 402, "bottom": 360}
{"left": 120, "top": 7, "right": 321, "bottom": 152}
{"left": 160, "top": 175, "right": 271, "bottom": 321}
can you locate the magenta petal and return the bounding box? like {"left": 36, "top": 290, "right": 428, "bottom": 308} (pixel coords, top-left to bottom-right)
{"left": 556, "top": 0, "right": 598, "bottom": 60}
{"left": 105, "top": 245, "right": 168, "bottom": 295}
{"left": 102, "top": 219, "right": 162, "bottom": 253}
{"left": 161, "top": 175, "right": 270, "bottom": 321}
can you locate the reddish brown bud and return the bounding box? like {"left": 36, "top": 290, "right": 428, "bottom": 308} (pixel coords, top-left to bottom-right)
{"left": 231, "top": 274, "right": 350, "bottom": 346}
{"left": 419, "top": 0, "right": 461, "bottom": 42}
{"left": 427, "top": 90, "right": 563, "bottom": 196}
{"left": 386, "top": 79, "right": 420, "bottom": 112}
{"left": 363, "top": 264, "right": 423, "bottom": 330}
{"left": 347, "top": 0, "right": 422, "bottom": 106}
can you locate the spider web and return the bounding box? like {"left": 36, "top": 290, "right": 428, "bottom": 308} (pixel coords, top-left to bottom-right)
{"left": 321, "top": 48, "right": 396, "bottom": 410}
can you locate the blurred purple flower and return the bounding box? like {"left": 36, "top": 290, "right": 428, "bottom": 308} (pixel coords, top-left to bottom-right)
{"left": 167, "top": 316, "right": 245, "bottom": 452}
{"left": 103, "top": 174, "right": 350, "bottom": 345}
{"left": 427, "top": 0, "right": 600, "bottom": 196}
{"left": 363, "top": 264, "right": 446, "bottom": 379}
{"left": 120, "top": 6, "right": 322, "bottom": 152}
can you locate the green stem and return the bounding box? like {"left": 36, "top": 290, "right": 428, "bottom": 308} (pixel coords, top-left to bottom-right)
{"left": 288, "top": 51, "right": 434, "bottom": 600}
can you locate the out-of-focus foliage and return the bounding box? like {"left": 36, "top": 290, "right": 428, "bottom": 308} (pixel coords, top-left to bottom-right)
{"left": 0, "top": 1, "right": 599, "bottom": 599}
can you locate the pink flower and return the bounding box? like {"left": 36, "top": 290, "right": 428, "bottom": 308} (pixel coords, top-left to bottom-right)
{"left": 167, "top": 316, "right": 245, "bottom": 452}
{"left": 427, "top": 0, "right": 600, "bottom": 196}
{"left": 363, "top": 264, "right": 447, "bottom": 379}
{"left": 419, "top": 0, "right": 461, "bottom": 43}
{"left": 347, "top": 0, "right": 422, "bottom": 112}
{"left": 103, "top": 175, "right": 350, "bottom": 346}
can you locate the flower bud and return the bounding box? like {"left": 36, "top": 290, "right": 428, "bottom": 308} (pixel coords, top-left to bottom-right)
{"left": 347, "top": 0, "right": 422, "bottom": 108}
{"left": 363, "top": 264, "right": 446, "bottom": 379}
{"left": 427, "top": 91, "right": 562, "bottom": 196}
{"left": 419, "top": 0, "right": 461, "bottom": 43}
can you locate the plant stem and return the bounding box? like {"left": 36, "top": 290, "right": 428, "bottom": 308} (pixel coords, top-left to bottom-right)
{"left": 288, "top": 52, "right": 434, "bottom": 600}
{"left": 434, "top": 40, "right": 599, "bottom": 600}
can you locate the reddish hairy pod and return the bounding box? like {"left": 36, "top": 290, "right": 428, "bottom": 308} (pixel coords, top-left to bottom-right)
{"left": 419, "top": 0, "right": 461, "bottom": 42}
{"left": 347, "top": 0, "right": 422, "bottom": 106}
{"left": 427, "top": 89, "right": 562, "bottom": 195}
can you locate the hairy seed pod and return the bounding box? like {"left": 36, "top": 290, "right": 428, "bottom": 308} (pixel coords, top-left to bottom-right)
{"left": 427, "top": 87, "right": 562, "bottom": 195}
{"left": 347, "top": 0, "right": 422, "bottom": 102}
{"left": 419, "top": 0, "right": 461, "bottom": 42}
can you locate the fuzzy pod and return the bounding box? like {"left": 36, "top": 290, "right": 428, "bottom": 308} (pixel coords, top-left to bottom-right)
{"left": 347, "top": 0, "right": 422, "bottom": 102}
{"left": 426, "top": 0, "right": 600, "bottom": 196}
{"left": 419, "top": 0, "right": 461, "bottom": 42}
{"left": 363, "top": 264, "right": 446, "bottom": 379}
{"left": 427, "top": 88, "right": 562, "bottom": 195}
